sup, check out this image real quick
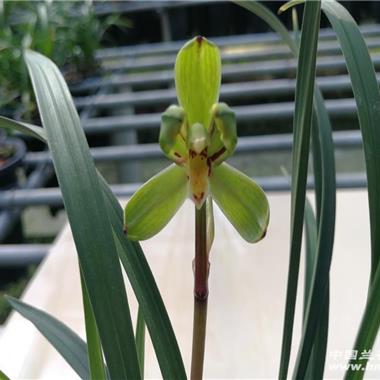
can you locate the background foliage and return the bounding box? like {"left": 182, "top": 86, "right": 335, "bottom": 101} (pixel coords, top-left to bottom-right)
{"left": 0, "top": 0, "right": 129, "bottom": 119}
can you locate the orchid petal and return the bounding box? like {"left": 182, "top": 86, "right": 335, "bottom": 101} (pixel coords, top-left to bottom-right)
{"left": 210, "top": 163, "right": 269, "bottom": 243}
{"left": 175, "top": 36, "right": 221, "bottom": 129}
{"left": 124, "top": 164, "right": 188, "bottom": 240}
{"left": 159, "top": 105, "right": 187, "bottom": 163}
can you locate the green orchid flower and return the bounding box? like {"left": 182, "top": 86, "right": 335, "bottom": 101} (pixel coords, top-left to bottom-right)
{"left": 124, "top": 36, "right": 269, "bottom": 243}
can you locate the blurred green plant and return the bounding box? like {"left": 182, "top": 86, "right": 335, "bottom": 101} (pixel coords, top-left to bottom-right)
{"left": 0, "top": 0, "right": 130, "bottom": 120}
{"left": 0, "top": 265, "right": 36, "bottom": 324}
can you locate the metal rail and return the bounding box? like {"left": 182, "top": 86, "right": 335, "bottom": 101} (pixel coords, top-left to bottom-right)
{"left": 3, "top": 22, "right": 378, "bottom": 265}
{"left": 0, "top": 173, "right": 367, "bottom": 209}
{"left": 71, "top": 54, "right": 380, "bottom": 93}
{"left": 74, "top": 73, "right": 380, "bottom": 110}
{"left": 0, "top": 83, "right": 106, "bottom": 247}
{"left": 100, "top": 38, "right": 380, "bottom": 73}
{"left": 95, "top": 24, "right": 380, "bottom": 60}
{"left": 94, "top": 0, "right": 214, "bottom": 17}
{"left": 23, "top": 130, "right": 363, "bottom": 166}
{"left": 0, "top": 244, "right": 49, "bottom": 266}
{"left": 79, "top": 98, "right": 359, "bottom": 134}
{"left": 0, "top": 164, "right": 54, "bottom": 242}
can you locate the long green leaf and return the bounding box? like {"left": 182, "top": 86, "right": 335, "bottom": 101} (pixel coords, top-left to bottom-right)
{"left": 0, "top": 115, "right": 46, "bottom": 142}
{"left": 135, "top": 307, "right": 146, "bottom": 379}
{"left": 233, "top": 0, "right": 297, "bottom": 56}
{"left": 280, "top": 2, "right": 335, "bottom": 377}
{"left": 232, "top": 2, "right": 336, "bottom": 378}
{"left": 0, "top": 117, "right": 187, "bottom": 380}
{"left": 279, "top": 0, "right": 305, "bottom": 14}
{"left": 2, "top": 119, "right": 108, "bottom": 378}
{"left": 306, "top": 293, "right": 329, "bottom": 380}
{"left": 6, "top": 296, "right": 90, "bottom": 380}
{"left": 345, "top": 261, "right": 380, "bottom": 379}
{"left": 300, "top": 131, "right": 320, "bottom": 379}
{"left": 303, "top": 89, "right": 334, "bottom": 380}
{"left": 322, "top": 0, "right": 380, "bottom": 280}
{"left": 322, "top": 0, "right": 380, "bottom": 283}
{"left": 271, "top": 3, "right": 336, "bottom": 378}
{"left": 80, "top": 271, "right": 107, "bottom": 380}
{"left": 24, "top": 50, "right": 141, "bottom": 380}
{"left": 286, "top": 4, "right": 321, "bottom": 378}
{"left": 283, "top": 0, "right": 380, "bottom": 288}
{"left": 303, "top": 194, "right": 330, "bottom": 380}
{"left": 106, "top": 184, "right": 187, "bottom": 380}
{"left": 303, "top": 199, "right": 317, "bottom": 320}
{"left": 315, "top": 1, "right": 380, "bottom": 378}
{"left": 0, "top": 116, "right": 103, "bottom": 380}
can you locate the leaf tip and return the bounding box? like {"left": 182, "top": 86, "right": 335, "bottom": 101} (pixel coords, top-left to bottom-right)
{"left": 196, "top": 35, "right": 204, "bottom": 44}
{"left": 4, "top": 294, "right": 16, "bottom": 307}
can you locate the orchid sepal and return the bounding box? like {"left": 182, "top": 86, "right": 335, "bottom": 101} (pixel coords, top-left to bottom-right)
{"left": 124, "top": 164, "right": 188, "bottom": 240}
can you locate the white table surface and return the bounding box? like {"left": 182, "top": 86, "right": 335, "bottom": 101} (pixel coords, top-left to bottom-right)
{"left": 0, "top": 190, "right": 377, "bottom": 379}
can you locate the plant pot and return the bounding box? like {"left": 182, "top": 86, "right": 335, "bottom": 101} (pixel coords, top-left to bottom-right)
{"left": 0, "top": 137, "right": 26, "bottom": 190}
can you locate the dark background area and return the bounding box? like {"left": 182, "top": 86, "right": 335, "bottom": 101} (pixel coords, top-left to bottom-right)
{"left": 102, "top": 1, "right": 380, "bottom": 46}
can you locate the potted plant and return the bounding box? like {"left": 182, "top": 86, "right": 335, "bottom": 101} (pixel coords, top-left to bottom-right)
{"left": 0, "top": 129, "right": 26, "bottom": 189}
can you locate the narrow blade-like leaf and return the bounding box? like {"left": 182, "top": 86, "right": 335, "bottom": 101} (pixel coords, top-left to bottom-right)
{"left": 80, "top": 272, "right": 107, "bottom": 380}
{"left": 25, "top": 50, "right": 141, "bottom": 380}
{"left": 106, "top": 186, "right": 187, "bottom": 380}
{"left": 303, "top": 199, "right": 317, "bottom": 319}
{"left": 210, "top": 162, "right": 269, "bottom": 243}
{"left": 278, "top": 0, "right": 305, "bottom": 15}
{"left": 231, "top": 2, "right": 336, "bottom": 378}
{"left": 6, "top": 296, "right": 90, "bottom": 380}
{"left": 304, "top": 88, "right": 335, "bottom": 380}
{"left": 232, "top": 1, "right": 298, "bottom": 56}
{"left": 0, "top": 115, "right": 46, "bottom": 142}
{"left": 303, "top": 195, "right": 330, "bottom": 380}
{"left": 345, "top": 262, "right": 380, "bottom": 380}
{"left": 135, "top": 307, "right": 146, "bottom": 379}
{"left": 0, "top": 117, "right": 187, "bottom": 380}
{"left": 317, "top": 1, "right": 380, "bottom": 378}
{"left": 283, "top": 2, "right": 322, "bottom": 378}
{"left": 322, "top": 0, "right": 380, "bottom": 283}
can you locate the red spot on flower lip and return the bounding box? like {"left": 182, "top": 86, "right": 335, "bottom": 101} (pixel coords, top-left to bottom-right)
{"left": 196, "top": 36, "right": 204, "bottom": 45}
{"left": 193, "top": 192, "right": 205, "bottom": 202}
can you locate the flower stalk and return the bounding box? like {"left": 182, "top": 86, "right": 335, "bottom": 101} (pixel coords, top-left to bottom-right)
{"left": 123, "top": 35, "right": 270, "bottom": 379}
{"left": 191, "top": 203, "right": 209, "bottom": 380}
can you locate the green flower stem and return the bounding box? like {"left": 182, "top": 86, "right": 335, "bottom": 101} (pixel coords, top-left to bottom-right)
{"left": 191, "top": 298, "right": 208, "bottom": 380}
{"left": 191, "top": 204, "right": 209, "bottom": 380}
